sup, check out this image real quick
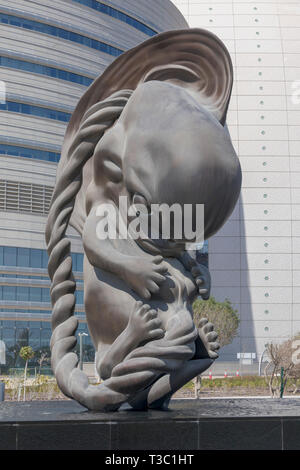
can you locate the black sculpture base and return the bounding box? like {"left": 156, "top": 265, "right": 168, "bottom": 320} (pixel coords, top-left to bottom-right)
{"left": 1, "top": 398, "right": 300, "bottom": 450}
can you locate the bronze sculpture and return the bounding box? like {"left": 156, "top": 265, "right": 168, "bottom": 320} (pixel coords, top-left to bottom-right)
{"left": 45, "top": 29, "right": 241, "bottom": 411}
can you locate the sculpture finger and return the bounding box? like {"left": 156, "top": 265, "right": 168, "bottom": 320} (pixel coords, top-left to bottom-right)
{"left": 207, "top": 331, "right": 218, "bottom": 342}
{"left": 140, "top": 288, "right": 151, "bottom": 300}
{"left": 195, "top": 277, "right": 204, "bottom": 287}
{"left": 151, "top": 272, "right": 166, "bottom": 284}
{"left": 191, "top": 266, "right": 201, "bottom": 277}
{"left": 203, "top": 322, "right": 214, "bottom": 333}
{"left": 208, "top": 350, "right": 219, "bottom": 359}
{"left": 199, "top": 288, "right": 209, "bottom": 297}
{"left": 147, "top": 318, "right": 162, "bottom": 330}
{"left": 139, "top": 304, "right": 152, "bottom": 315}
{"left": 144, "top": 310, "right": 158, "bottom": 321}
{"left": 147, "top": 280, "right": 160, "bottom": 294}
{"left": 152, "top": 255, "right": 164, "bottom": 264}
{"left": 199, "top": 286, "right": 210, "bottom": 300}
{"left": 210, "top": 341, "right": 220, "bottom": 351}
{"left": 134, "top": 300, "right": 143, "bottom": 310}
{"left": 154, "top": 262, "right": 168, "bottom": 274}
{"left": 198, "top": 318, "right": 208, "bottom": 328}
{"left": 147, "top": 328, "right": 165, "bottom": 340}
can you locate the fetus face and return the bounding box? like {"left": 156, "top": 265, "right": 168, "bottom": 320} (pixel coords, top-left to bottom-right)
{"left": 90, "top": 81, "right": 241, "bottom": 250}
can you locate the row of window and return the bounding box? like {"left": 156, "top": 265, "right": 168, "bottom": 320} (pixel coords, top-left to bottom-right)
{"left": 0, "top": 285, "right": 84, "bottom": 304}
{"left": 0, "top": 180, "right": 53, "bottom": 215}
{"left": 0, "top": 275, "right": 83, "bottom": 285}
{"left": 73, "top": 0, "right": 157, "bottom": 36}
{"left": 0, "top": 246, "right": 84, "bottom": 272}
{"left": 0, "top": 13, "right": 123, "bottom": 57}
{"left": 0, "top": 274, "right": 47, "bottom": 279}
{"left": 0, "top": 309, "right": 84, "bottom": 314}
{"left": 0, "top": 320, "right": 94, "bottom": 369}
{"left": 0, "top": 56, "right": 93, "bottom": 86}
{"left": 0, "top": 144, "right": 60, "bottom": 163}
{"left": 0, "top": 100, "right": 71, "bottom": 122}
{"left": 0, "top": 320, "right": 52, "bottom": 329}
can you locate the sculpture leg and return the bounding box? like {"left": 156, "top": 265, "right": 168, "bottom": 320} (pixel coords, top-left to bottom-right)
{"left": 128, "top": 318, "right": 219, "bottom": 410}
{"left": 128, "top": 357, "right": 213, "bottom": 410}
{"left": 96, "top": 301, "right": 163, "bottom": 380}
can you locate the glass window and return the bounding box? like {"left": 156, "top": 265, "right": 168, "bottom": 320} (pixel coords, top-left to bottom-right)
{"left": 29, "top": 321, "right": 41, "bottom": 329}
{"left": 18, "top": 247, "right": 30, "bottom": 267}
{"left": 77, "top": 254, "right": 84, "bottom": 272}
{"left": 2, "top": 320, "right": 15, "bottom": 328}
{"left": 42, "top": 251, "right": 48, "bottom": 269}
{"left": 1, "top": 101, "right": 71, "bottom": 123}
{"left": 42, "top": 288, "right": 50, "bottom": 303}
{"left": 0, "top": 144, "right": 60, "bottom": 163}
{"left": 72, "top": 0, "right": 157, "bottom": 37}
{"left": 76, "top": 290, "right": 84, "bottom": 304}
{"left": 2, "top": 328, "right": 15, "bottom": 342}
{"left": 0, "top": 56, "right": 93, "bottom": 86}
{"left": 3, "top": 286, "right": 16, "bottom": 301}
{"left": 31, "top": 249, "right": 42, "bottom": 268}
{"left": 30, "top": 287, "right": 42, "bottom": 302}
{"left": 71, "top": 253, "right": 77, "bottom": 271}
{"left": 41, "top": 328, "right": 51, "bottom": 347}
{"left": 4, "top": 247, "right": 17, "bottom": 266}
{"left": 0, "top": 246, "right": 83, "bottom": 273}
{"left": 17, "top": 286, "right": 29, "bottom": 301}
{"left": 0, "top": 12, "right": 124, "bottom": 56}
{"left": 16, "top": 328, "right": 29, "bottom": 345}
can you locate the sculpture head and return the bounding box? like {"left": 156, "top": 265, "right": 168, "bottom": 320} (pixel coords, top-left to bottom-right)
{"left": 52, "top": 28, "right": 240, "bottom": 241}
{"left": 89, "top": 80, "right": 241, "bottom": 252}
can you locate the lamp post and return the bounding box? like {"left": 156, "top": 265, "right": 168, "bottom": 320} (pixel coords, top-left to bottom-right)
{"left": 79, "top": 333, "right": 88, "bottom": 371}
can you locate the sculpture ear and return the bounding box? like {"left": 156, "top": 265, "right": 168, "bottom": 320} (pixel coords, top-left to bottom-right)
{"left": 102, "top": 158, "right": 123, "bottom": 183}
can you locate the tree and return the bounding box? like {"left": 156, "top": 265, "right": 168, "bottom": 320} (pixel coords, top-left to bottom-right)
{"left": 36, "top": 348, "right": 50, "bottom": 375}
{"left": 264, "top": 334, "right": 300, "bottom": 398}
{"left": 193, "top": 297, "right": 240, "bottom": 348}
{"left": 19, "top": 346, "right": 34, "bottom": 401}
{"left": 192, "top": 297, "right": 240, "bottom": 397}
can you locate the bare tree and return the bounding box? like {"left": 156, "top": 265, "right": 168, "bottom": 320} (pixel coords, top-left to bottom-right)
{"left": 36, "top": 348, "right": 50, "bottom": 376}
{"left": 264, "top": 334, "right": 300, "bottom": 398}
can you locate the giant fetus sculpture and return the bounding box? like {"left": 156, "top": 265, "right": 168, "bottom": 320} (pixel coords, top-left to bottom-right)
{"left": 46, "top": 29, "right": 241, "bottom": 411}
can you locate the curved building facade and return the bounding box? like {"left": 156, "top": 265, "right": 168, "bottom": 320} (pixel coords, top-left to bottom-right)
{"left": 173, "top": 0, "right": 300, "bottom": 366}
{"left": 0, "top": 0, "right": 188, "bottom": 371}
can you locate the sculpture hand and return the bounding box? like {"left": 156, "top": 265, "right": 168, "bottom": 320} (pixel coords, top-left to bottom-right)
{"left": 191, "top": 264, "right": 211, "bottom": 300}
{"left": 123, "top": 256, "right": 168, "bottom": 300}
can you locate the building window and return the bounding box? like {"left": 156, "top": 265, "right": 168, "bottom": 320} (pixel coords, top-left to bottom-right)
{"left": 0, "top": 246, "right": 84, "bottom": 272}
{"left": 0, "top": 56, "right": 93, "bottom": 86}
{"left": 72, "top": 0, "right": 157, "bottom": 36}
{"left": 0, "top": 180, "right": 53, "bottom": 215}
{"left": 0, "top": 101, "right": 71, "bottom": 123}
{"left": 0, "top": 144, "right": 60, "bottom": 163}
{"left": 0, "top": 13, "right": 124, "bottom": 57}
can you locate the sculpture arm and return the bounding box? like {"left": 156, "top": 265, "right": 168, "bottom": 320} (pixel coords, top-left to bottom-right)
{"left": 179, "top": 251, "right": 211, "bottom": 300}
{"left": 82, "top": 206, "right": 168, "bottom": 299}
{"left": 97, "top": 302, "right": 164, "bottom": 380}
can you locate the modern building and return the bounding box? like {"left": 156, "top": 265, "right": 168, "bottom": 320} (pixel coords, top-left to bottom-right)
{"left": 173, "top": 0, "right": 300, "bottom": 364}
{"left": 0, "top": 0, "right": 188, "bottom": 372}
